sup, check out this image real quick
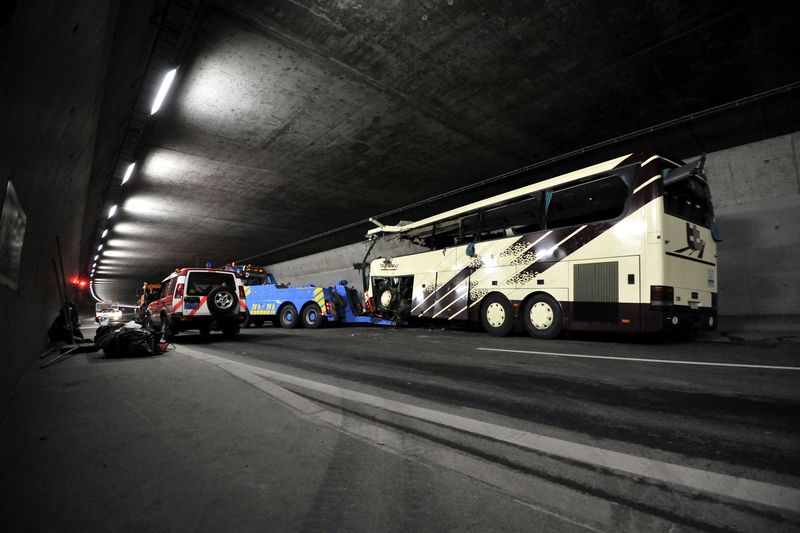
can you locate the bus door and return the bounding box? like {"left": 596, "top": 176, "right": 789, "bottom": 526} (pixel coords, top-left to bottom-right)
{"left": 569, "top": 256, "right": 641, "bottom": 331}
{"left": 411, "top": 271, "right": 437, "bottom": 318}
{"left": 415, "top": 247, "right": 469, "bottom": 320}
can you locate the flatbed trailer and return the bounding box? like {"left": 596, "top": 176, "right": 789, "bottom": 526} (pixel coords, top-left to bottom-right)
{"left": 245, "top": 280, "right": 396, "bottom": 328}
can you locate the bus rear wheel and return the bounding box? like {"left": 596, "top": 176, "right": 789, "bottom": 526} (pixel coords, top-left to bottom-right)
{"left": 522, "top": 294, "right": 563, "bottom": 339}
{"left": 481, "top": 294, "right": 514, "bottom": 337}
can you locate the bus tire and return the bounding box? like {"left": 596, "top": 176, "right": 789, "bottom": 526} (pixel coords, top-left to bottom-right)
{"left": 522, "top": 293, "right": 563, "bottom": 339}
{"left": 481, "top": 294, "right": 514, "bottom": 337}
{"left": 301, "top": 304, "right": 324, "bottom": 329}
{"left": 279, "top": 304, "right": 299, "bottom": 328}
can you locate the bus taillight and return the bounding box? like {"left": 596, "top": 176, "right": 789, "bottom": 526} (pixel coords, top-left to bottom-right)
{"left": 650, "top": 285, "right": 674, "bottom": 307}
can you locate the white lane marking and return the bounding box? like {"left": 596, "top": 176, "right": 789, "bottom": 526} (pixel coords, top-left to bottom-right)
{"left": 178, "top": 346, "right": 800, "bottom": 512}
{"left": 477, "top": 347, "right": 800, "bottom": 371}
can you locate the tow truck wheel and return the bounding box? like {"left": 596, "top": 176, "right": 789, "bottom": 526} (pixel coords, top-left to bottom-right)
{"left": 301, "top": 304, "right": 323, "bottom": 329}
{"left": 279, "top": 304, "right": 299, "bottom": 329}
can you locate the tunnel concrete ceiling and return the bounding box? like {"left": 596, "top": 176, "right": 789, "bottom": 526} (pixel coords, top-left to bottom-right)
{"left": 85, "top": 1, "right": 800, "bottom": 302}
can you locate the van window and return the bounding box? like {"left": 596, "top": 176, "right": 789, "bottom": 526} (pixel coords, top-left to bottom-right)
{"left": 186, "top": 272, "right": 235, "bottom": 296}
{"left": 163, "top": 278, "right": 176, "bottom": 298}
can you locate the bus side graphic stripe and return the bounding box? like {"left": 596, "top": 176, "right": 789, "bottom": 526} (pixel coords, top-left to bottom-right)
{"left": 412, "top": 268, "right": 463, "bottom": 314}
{"left": 431, "top": 288, "right": 468, "bottom": 318}
{"left": 419, "top": 228, "right": 565, "bottom": 316}
{"left": 506, "top": 225, "right": 590, "bottom": 286}
{"left": 419, "top": 266, "right": 479, "bottom": 318}
{"left": 429, "top": 228, "right": 577, "bottom": 316}
{"left": 633, "top": 174, "right": 660, "bottom": 195}
{"left": 422, "top": 227, "right": 577, "bottom": 317}
{"left": 420, "top": 280, "right": 462, "bottom": 316}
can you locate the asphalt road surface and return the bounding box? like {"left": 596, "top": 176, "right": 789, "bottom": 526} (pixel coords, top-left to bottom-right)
{"left": 168, "top": 322, "right": 800, "bottom": 531}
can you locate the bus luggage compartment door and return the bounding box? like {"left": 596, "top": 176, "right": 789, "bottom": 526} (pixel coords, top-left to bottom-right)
{"left": 570, "top": 256, "right": 640, "bottom": 331}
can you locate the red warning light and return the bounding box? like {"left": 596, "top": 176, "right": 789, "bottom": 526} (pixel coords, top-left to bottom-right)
{"left": 70, "top": 277, "right": 89, "bottom": 289}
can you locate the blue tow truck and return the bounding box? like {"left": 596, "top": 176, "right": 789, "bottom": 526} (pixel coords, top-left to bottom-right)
{"left": 225, "top": 264, "right": 395, "bottom": 328}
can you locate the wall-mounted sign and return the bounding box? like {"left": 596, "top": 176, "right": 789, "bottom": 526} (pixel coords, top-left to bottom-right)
{"left": 0, "top": 180, "right": 27, "bottom": 290}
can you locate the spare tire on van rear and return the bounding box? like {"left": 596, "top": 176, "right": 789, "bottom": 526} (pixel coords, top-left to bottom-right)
{"left": 207, "top": 286, "right": 238, "bottom": 317}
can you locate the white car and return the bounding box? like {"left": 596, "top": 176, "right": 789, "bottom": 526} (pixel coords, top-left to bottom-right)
{"left": 96, "top": 301, "right": 122, "bottom": 323}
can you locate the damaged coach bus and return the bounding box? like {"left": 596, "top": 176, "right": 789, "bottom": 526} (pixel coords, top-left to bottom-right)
{"left": 366, "top": 153, "right": 720, "bottom": 338}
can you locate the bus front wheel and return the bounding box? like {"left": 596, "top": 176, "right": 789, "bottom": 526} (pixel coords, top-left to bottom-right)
{"left": 481, "top": 294, "right": 514, "bottom": 337}
{"left": 522, "top": 294, "right": 563, "bottom": 339}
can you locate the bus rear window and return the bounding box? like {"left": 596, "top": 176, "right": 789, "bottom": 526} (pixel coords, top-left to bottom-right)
{"left": 664, "top": 177, "right": 711, "bottom": 226}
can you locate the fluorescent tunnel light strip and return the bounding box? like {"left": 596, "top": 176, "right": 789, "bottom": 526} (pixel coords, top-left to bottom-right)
{"left": 151, "top": 68, "right": 178, "bottom": 114}
{"left": 122, "top": 162, "right": 136, "bottom": 184}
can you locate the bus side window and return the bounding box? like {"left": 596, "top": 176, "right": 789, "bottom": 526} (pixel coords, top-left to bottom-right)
{"left": 545, "top": 175, "right": 629, "bottom": 229}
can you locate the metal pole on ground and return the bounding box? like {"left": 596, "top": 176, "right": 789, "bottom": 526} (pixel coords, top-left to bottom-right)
{"left": 55, "top": 236, "right": 78, "bottom": 341}
{"left": 51, "top": 258, "right": 73, "bottom": 344}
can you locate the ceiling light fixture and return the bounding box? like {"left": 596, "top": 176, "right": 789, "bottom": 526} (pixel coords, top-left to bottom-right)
{"left": 122, "top": 162, "right": 136, "bottom": 184}
{"left": 102, "top": 229, "right": 108, "bottom": 238}
{"left": 89, "top": 283, "right": 101, "bottom": 302}
{"left": 151, "top": 68, "right": 178, "bottom": 114}
{"left": 108, "top": 204, "right": 117, "bottom": 218}
{"left": 98, "top": 244, "right": 103, "bottom": 251}
{"left": 94, "top": 254, "right": 99, "bottom": 261}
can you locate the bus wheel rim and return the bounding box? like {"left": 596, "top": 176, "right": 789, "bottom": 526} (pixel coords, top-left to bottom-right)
{"left": 530, "top": 302, "right": 553, "bottom": 329}
{"left": 486, "top": 302, "right": 506, "bottom": 327}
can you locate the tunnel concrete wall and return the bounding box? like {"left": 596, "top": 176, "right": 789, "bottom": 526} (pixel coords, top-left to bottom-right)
{"left": 268, "top": 133, "right": 800, "bottom": 325}
{"left": 705, "top": 133, "right": 800, "bottom": 319}
{"left": 0, "top": 1, "right": 118, "bottom": 413}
